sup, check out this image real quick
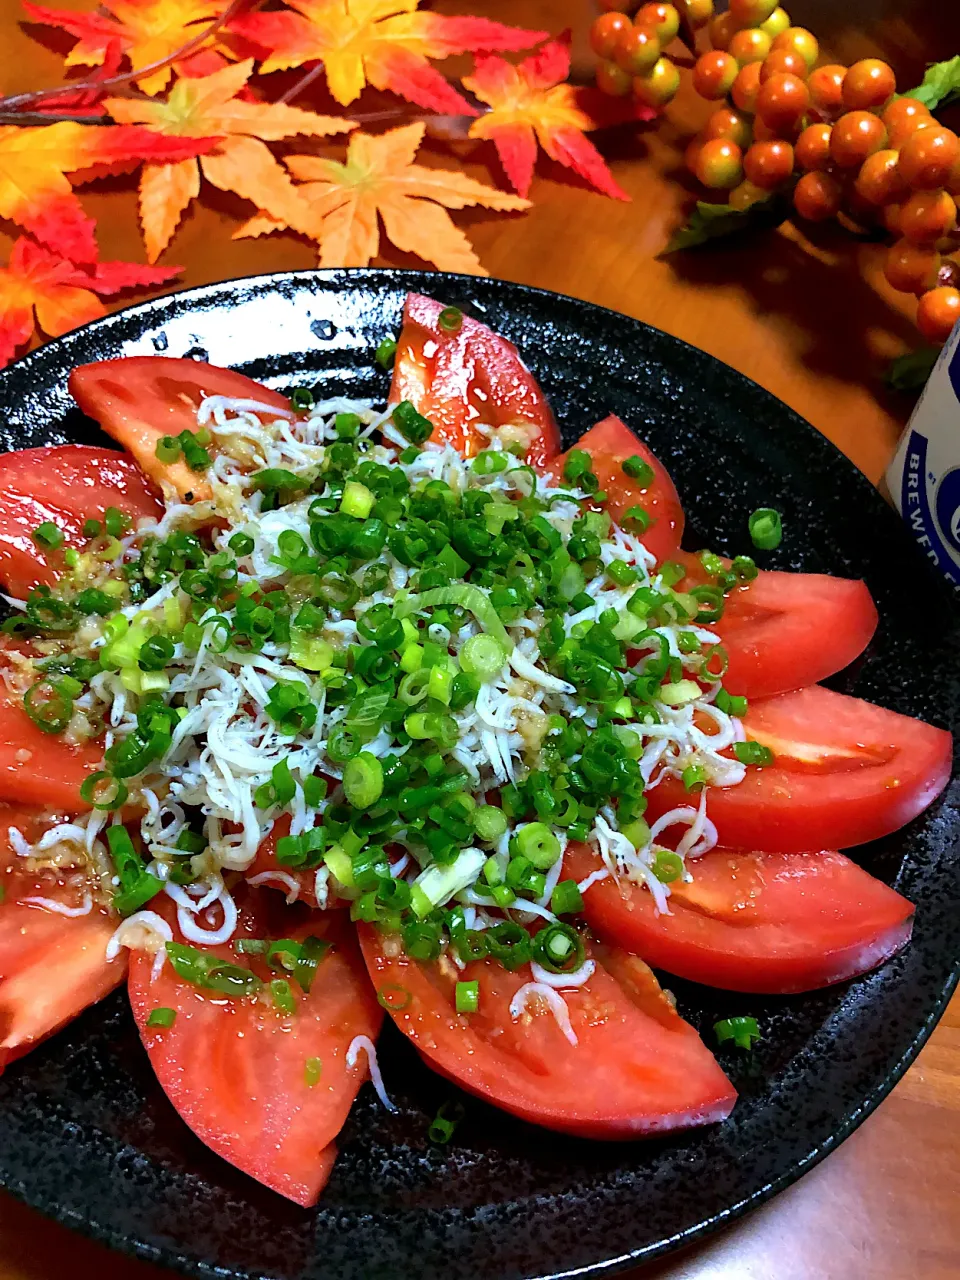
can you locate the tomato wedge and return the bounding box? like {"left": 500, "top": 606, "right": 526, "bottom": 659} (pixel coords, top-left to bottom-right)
{"left": 389, "top": 293, "right": 561, "bottom": 466}
{"left": 0, "top": 693, "right": 103, "bottom": 811}
{"left": 542, "top": 415, "right": 684, "bottom": 564}
{"left": 358, "top": 925, "right": 735, "bottom": 1138}
{"left": 677, "top": 551, "right": 878, "bottom": 698}
{"left": 0, "top": 806, "right": 125, "bottom": 1068}
{"left": 565, "top": 842, "right": 914, "bottom": 994}
{"left": 128, "top": 894, "right": 382, "bottom": 1206}
{"left": 0, "top": 445, "right": 162, "bottom": 598}
{"left": 646, "top": 685, "right": 953, "bottom": 853}
{"left": 69, "top": 357, "right": 293, "bottom": 502}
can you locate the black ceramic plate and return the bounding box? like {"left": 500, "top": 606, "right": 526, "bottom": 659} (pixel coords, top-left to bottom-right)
{"left": 0, "top": 270, "right": 957, "bottom": 1280}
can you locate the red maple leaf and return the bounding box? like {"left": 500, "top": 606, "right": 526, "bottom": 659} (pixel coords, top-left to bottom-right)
{"left": 230, "top": 0, "right": 547, "bottom": 115}
{"left": 0, "top": 122, "right": 220, "bottom": 263}
{"left": 0, "top": 237, "right": 181, "bottom": 368}
{"left": 464, "top": 36, "right": 631, "bottom": 200}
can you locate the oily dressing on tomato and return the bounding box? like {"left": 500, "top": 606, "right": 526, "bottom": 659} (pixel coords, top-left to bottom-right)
{"left": 389, "top": 293, "right": 561, "bottom": 466}
{"left": 69, "top": 357, "right": 293, "bottom": 502}
{"left": 128, "top": 892, "right": 382, "bottom": 1206}
{"left": 0, "top": 444, "right": 162, "bottom": 598}
{"left": 0, "top": 694, "right": 103, "bottom": 811}
{"left": 565, "top": 842, "right": 914, "bottom": 994}
{"left": 0, "top": 806, "right": 126, "bottom": 1068}
{"left": 542, "top": 415, "right": 685, "bottom": 565}
{"left": 358, "top": 924, "right": 735, "bottom": 1138}
{"left": 677, "top": 551, "right": 878, "bottom": 699}
{"left": 646, "top": 685, "right": 953, "bottom": 853}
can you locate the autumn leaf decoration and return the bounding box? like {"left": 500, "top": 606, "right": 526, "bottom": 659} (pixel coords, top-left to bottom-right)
{"left": 230, "top": 0, "right": 547, "bottom": 115}
{"left": 0, "top": 238, "right": 181, "bottom": 366}
{"left": 464, "top": 36, "right": 629, "bottom": 201}
{"left": 236, "top": 122, "right": 529, "bottom": 273}
{"left": 106, "top": 59, "right": 355, "bottom": 261}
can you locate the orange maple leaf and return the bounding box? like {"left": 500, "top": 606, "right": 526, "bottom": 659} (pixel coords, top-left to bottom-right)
{"left": 0, "top": 237, "right": 181, "bottom": 369}
{"left": 464, "top": 37, "right": 630, "bottom": 201}
{"left": 230, "top": 0, "right": 546, "bottom": 115}
{"left": 22, "top": 0, "right": 233, "bottom": 96}
{"left": 105, "top": 58, "right": 355, "bottom": 262}
{"left": 234, "top": 121, "right": 529, "bottom": 275}
{"left": 0, "top": 122, "right": 220, "bottom": 264}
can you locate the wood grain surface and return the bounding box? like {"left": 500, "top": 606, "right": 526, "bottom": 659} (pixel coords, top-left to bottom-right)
{"left": 0, "top": 0, "right": 958, "bottom": 1276}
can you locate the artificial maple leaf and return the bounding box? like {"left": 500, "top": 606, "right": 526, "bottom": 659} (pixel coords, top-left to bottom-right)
{"left": 32, "top": 39, "right": 125, "bottom": 120}
{"left": 0, "top": 237, "right": 181, "bottom": 368}
{"left": 230, "top": 0, "right": 547, "bottom": 115}
{"left": 463, "top": 37, "right": 630, "bottom": 201}
{"left": 105, "top": 58, "right": 354, "bottom": 262}
{"left": 22, "top": 0, "right": 232, "bottom": 96}
{"left": 235, "top": 121, "right": 529, "bottom": 275}
{"left": 0, "top": 122, "right": 220, "bottom": 264}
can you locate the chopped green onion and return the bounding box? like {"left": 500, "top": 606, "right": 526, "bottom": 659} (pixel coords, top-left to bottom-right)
{"left": 83, "top": 517, "right": 102, "bottom": 537}
{"left": 147, "top": 1007, "right": 176, "bottom": 1028}
{"left": 79, "top": 772, "right": 128, "bottom": 811}
{"left": 748, "top": 508, "right": 782, "bottom": 551}
{"left": 733, "top": 740, "right": 774, "bottom": 766}
{"left": 392, "top": 400, "right": 433, "bottom": 445}
{"left": 714, "top": 1015, "right": 762, "bottom": 1050}
{"left": 622, "top": 455, "right": 655, "bottom": 486}
{"left": 167, "top": 941, "right": 262, "bottom": 998}
{"left": 452, "top": 979, "right": 479, "bottom": 1016}
{"left": 104, "top": 506, "right": 130, "bottom": 538}
{"left": 229, "top": 530, "right": 254, "bottom": 556}
{"left": 340, "top": 481, "right": 375, "bottom": 519}
{"left": 550, "top": 879, "right": 584, "bottom": 915}
{"left": 682, "top": 763, "right": 707, "bottom": 791}
{"left": 375, "top": 336, "right": 397, "bottom": 368}
{"left": 343, "top": 751, "right": 384, "bottom": 809}
{"left": 427, "top": 1100, "right": 464, "bottom": 1144}
{"left": 270, "top": 978, "right": 297, "bottom": 1016}
{"left": 377, "top": 983, "right": 412, "bottom": 1012}
{"left": 472, "top": 805, "right": 508, "bottom": 843}
{"left": 659, "top": 680, "right": 702, "bottom": 706}
{"left": 291, "top": 387, "right": 314, "bottom": 410}
{"left": 438, "top": 306, "right": 463, "bottom": 332}
{"left": 155, "top": 435, "right": 182, "bottom": 463}
{"left": 459, "top": 633, "right": 507, "bottom": 680}
{"left": 530, "top": 922, "right": 586, "bottom": 974}
{"left": 514, "top": 822, "right": 561, "bottom": 870}
{"left": 304, "top": 1056, "right": 323, "bottom": 1086}
{"left": 652, "top": 850, "right": 684, "bottom": 882}
{"left": 32, "top": 521, "right": 63, "bottom": 551}
{"left": 395, "top": 585, "right": 509, "bottom": 650}
{"left": 23, "top": 678, "right": 73, "bottom": 735}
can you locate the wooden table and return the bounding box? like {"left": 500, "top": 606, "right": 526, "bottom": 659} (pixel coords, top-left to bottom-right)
{"left": 1, "top": 0, "right": 958, "bottom": 1276}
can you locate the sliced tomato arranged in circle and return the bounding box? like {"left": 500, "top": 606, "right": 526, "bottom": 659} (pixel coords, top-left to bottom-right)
{"left": 358, "top": 924, "right": 735, "bottom": 1138}
{"left": 542, "top": 415, "right": 685, "bottom": 565}
{"left": 565, "top": 842, "right": 914, "bottom": 994}
{"left": 0, "top": 694, "right": 104, "bottom": 811}
{"left": 646, "top": 685, "right": 953, "bottom": 853}
{"left": 0, "top": 806, "right": 126, "bottom": 1069}
{"left": 389, "top": 293, "right": 561, "bottom": 466}
{"left": 676, "top": 551, "right": 878, "bottom": 699}
{"left": 69, "top": 357, "right": 293, "bottom": 502}
{"left": 128, "top": 892, "right": 382, "bottom": 1206}
{"left": 0, "top": 444, "right": 163, "bottom": 598}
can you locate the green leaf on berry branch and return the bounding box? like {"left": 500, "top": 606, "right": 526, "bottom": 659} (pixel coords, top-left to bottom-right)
{"left": 661, "top": 195, "right": 789, "bottom": 255}
{"left": 904, "top": 55, "right": 960, "bottom": 112}
{"left": 885, "top": 347, "right": 939, "bottom": 393}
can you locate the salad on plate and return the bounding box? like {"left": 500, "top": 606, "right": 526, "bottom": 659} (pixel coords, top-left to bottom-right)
{"left": 0, "top": 293, "right": 951, "bottom": 1206}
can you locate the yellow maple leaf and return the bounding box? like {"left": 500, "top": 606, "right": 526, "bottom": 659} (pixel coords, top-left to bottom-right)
{"left": 24, "top": 0, "right": 233, "bottom": 96}
{"left": 106, "top": 58, "right": 355, "bottom": 261}
{"left": 235, "top": 122, "right": 529, "bottom": 275}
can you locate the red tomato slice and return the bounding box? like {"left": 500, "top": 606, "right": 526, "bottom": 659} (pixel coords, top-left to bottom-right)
{"left": 358, "top": 925, "right": 735, "bottom": 1138}
{"left": 542, "top": 415, "right": 684, "bottom": 564}
{"left": 389, "top": 293, "right": 561, "bottom": 466}
{"left": 0, "top": 806, "right": 126, "bottom": 1068}
{"left": 128, "top": 894, "right": 382, "bottom": 1206}
{"left": 244, "top": 815, "right": 325, "bottom": 910}
{"left": 0, "top": 693, "right": 103, "bottom": 811}
{"left": 565, "top": 842, "right": 914, "bottom": 994}
{"left": 69, "top": 357, "right": 292, "bottom": 502}
{"left": 0, "top": 445, "right": 162, "bottom": 598}
{"left": 646, "top": 685, "right": 953, "bottom": 853}
{"left": 677, "top": 551, "right": 878, "bottom": 698}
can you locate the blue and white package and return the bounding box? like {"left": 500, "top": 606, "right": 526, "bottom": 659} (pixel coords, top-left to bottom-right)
{"left": 886, "top": 321, "right": 960, "bottom": 594}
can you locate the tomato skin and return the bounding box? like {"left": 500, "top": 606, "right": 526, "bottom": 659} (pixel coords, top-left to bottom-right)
{"left": 0, "top": 445, "right": 162, "bottom": 598}
{"left": 0, "top": 807, "right": 126, "bottom": 1067}
{"left": 389, "top": 294, "right": 561, "bottom": 467}
{"left": 358, "top": 925, "right": 735, "bottom": 1138}
{"left": 542, "top": 415, "right": 685, "bottom": 564}
{"left": 565, "top": 842, "right": 914, "bottom": 994}
{"left": 646, "top": 685, "right": 953, "bottom": 853}
{"left": 128, "top": 895, "right": 381, "bottom": 1206}
{"left": 677, "top": 551, "right": 878, "bottom": 697}
{"left": 69, "top": 357, "right": 292, "bottom": 502}
{"left": 0, "top": 694, "right": 103, "bottom": 811}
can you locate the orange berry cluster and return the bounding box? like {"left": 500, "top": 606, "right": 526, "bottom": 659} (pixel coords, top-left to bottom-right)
{"left": 592, "top": 0, "right": 960, "bottom": 345}
{"left": 590, "top": 2, "right": 685, "bottom": 109}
